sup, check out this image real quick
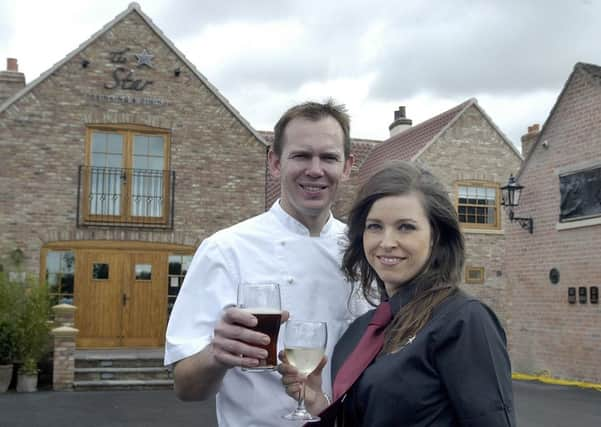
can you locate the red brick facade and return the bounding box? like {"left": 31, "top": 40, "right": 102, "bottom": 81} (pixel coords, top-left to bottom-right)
{"left": 506, "top": 63, "right": 601, "bottom": 383}
{"left": 0, "top": 5, "right": 267, "bottom": 274}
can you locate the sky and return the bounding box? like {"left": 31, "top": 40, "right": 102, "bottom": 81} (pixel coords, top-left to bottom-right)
{"left": 1, "top": 0, "right": 600, "bottom": 151}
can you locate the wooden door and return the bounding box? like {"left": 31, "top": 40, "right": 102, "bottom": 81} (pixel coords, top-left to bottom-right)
{"left": 122, "top": 252, "right": 167, "bottom": 347}
{"left": 75, "top": 251, "right": 123, "bottom": 347}
{"left": 74, "top": 250, "right": 167, "bottom": 348}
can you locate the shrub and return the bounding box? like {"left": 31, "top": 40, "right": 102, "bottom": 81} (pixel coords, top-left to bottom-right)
{"left": 0, "top": 273, "right": 20, "bottom": 365}
{"left": 12, "top": 276, "right": 52, "bottom": 375}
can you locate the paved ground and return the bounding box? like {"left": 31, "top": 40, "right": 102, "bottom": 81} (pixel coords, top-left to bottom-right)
{"left": 0, "top": 380, "right": 600, "bottom": 426}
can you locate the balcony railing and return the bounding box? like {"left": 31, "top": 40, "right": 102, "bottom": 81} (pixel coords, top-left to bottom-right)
{"left": 77, "top": 166, "right": 175, "bottom": 228}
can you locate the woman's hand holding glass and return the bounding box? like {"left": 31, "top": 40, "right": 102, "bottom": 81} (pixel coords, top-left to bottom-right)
{"left": 279, "top": 320, "right": 328, "bottom": 422}
{"left": 278, "top": 351, "right": 330, "bottom": 416}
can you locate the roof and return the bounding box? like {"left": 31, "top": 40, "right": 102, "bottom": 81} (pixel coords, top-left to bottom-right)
{"left": 358, "top": 99, "right": 472, "bottom": 182}
{"left": 0, "top": 2, "right": 267, "bottom": 146}
{"left": 517, "top": 62, "right": 601, "bottom": 179}
{"left": 358, "top": 98, "right": 521, "bottom": 183}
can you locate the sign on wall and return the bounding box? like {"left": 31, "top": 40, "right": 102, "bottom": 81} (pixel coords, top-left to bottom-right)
{"left": 559, "top": 166, "right": 601, "bottom": 221}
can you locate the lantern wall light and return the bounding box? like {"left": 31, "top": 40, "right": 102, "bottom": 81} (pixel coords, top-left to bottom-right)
{"left": 500, "top": 175, "right": 533, "bottom": 234}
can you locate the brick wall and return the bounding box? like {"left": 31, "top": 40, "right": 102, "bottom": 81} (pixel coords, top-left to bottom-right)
{"left": 506, "top": 66, "right": 601, "bottom": 383}
{"left": 0, "top": 11, "right": 266, "bottom": 273}
{"left": 418, "top": 104, "right": 522, "bottom": 326}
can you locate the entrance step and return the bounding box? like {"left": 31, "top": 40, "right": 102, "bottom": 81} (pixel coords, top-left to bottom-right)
{"left": 73, "top": 348, "right": 173, "bottom": 390}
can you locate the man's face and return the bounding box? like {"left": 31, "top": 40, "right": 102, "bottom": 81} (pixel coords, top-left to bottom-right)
{"left": 268, "top": 116, "right": 353, "bottom": 229}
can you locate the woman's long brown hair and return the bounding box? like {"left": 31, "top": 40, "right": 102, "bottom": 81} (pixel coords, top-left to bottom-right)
{"left": 342, "top": 161, "right": 465, "bottom": 352}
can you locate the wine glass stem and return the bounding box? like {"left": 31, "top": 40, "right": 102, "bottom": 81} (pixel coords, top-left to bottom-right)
{"left": 297, "top": 382, "right": 307, "bottom": 412}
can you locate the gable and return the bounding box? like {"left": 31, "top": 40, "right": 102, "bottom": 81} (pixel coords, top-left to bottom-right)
{"left": 0, "top": 3, "right": 265, "bottom": 148}
{"left": 420, "top": 103, "right": 522, "bottom": 165}
{"left": 357, "top": 99, "right": 473, "bottom": 184}
{"left": 518, "top": 62, "right": 601, "bottom": 179}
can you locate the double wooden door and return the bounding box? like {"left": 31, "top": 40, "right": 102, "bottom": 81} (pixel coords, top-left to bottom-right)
{"left": 74, "top": 250, "right": 167, "bottom": 347}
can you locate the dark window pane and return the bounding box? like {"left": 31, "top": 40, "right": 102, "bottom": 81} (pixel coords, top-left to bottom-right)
{"left": 62, "top": 274, "right": 74, "bottom": 294}
{"left": 168, "top": 261, "right": 181, "bottom": 275}
{"left": 92, "top": 263, "right": 109, "bottom": 280}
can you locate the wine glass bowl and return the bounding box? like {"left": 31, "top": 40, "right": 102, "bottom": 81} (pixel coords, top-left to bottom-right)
{"left": 282, "top": 320, "right": 328, "bottom": 422}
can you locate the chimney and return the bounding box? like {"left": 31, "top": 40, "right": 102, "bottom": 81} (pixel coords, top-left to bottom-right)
{"left": 388, "top": 106, "right": 412, "bottom": 137}
{"left": 521, "top": 123, "right": 540, "bottom": 157}
{"left": 0, "top": 57, "right": 26, "bottom": 105}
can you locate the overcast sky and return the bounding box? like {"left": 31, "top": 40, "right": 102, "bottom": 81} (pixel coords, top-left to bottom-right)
{"left": 1, "top": 0, "right": 600, "bottom": 150}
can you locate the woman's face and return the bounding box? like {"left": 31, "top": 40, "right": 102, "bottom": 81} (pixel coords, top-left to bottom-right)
{"left": 362, "top": 193, "right": 432, "bottom": 297}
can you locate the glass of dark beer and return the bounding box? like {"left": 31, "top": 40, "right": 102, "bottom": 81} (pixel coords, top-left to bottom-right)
{"left": 237, "top": 282, "right": 282, "bottom": 372}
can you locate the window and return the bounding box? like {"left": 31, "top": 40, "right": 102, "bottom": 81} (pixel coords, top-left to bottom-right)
{"left": 167, "top": 254, "right": 193, "bottom": 315}
{"left": 465, "top": 266, "right": 485, "bottom": 284}
{"left": 83, "top": 125, "right": 172, "bottom": 225}
{"left": 46, "top": 251, "right": 75, "bottom": 305}
{"left": 456, "top": 182, "right": 500, "bottom": 229}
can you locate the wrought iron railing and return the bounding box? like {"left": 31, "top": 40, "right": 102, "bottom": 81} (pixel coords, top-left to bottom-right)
{"left": 77, "top": 166, "right": 175, "bottom": 228}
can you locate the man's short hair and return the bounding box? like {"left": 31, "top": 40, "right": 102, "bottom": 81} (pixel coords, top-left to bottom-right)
{"left": 272, "top": 99, "right": 351, "bottom": 158}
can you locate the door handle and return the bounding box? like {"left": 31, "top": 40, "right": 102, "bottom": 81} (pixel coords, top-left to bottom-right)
{"left": 122, "top": 293, "right": 129, "bottom": 306}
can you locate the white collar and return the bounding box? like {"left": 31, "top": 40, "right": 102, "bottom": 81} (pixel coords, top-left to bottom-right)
{"left": 270, "top": 200, "right": 335, "bottom": 237}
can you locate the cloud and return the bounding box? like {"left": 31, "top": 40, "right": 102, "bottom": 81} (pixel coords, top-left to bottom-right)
{"left": 368, "top": 0, "right": 601, "bottom": 100}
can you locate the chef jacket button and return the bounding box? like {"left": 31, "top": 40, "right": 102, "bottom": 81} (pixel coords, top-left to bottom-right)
{"left": 287, "top": 276, "right": 294, "bottom": 284}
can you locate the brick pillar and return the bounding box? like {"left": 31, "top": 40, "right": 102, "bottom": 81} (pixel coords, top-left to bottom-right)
{"left": 51, "top": 304, "right": 78, "bottom": 391}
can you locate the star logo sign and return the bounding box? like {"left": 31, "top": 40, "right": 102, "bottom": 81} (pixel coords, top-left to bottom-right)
{"left": 134, "top": 49, "right": 154, "bottom": 68}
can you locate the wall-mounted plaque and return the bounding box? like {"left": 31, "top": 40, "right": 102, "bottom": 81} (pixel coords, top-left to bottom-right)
{"left": 559, "top": 167, "right": 601, "bottom": 221}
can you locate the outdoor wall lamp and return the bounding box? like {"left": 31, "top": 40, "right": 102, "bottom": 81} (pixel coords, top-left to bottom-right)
{"left": 501, "top": 175, "right": 533, "bottom": 234}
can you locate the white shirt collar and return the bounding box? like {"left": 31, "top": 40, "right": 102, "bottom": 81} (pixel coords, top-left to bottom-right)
{"left": 270, "top": 199, "right": 335, "bottom": 237}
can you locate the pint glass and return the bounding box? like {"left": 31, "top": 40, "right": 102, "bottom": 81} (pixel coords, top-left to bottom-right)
{"left": 237, "top": 282, "right": 282, "bottom": 371}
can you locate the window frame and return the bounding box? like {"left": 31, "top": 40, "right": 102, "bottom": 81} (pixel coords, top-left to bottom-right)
{"left": 42, "top": 249, "right": 76, "bottom": 305}
{"left": 455, "top": 180, "right": 501, "bottom": 230}
{"left": 465, "top": 266, "right": 485, "bottom": 284}
{"left": 83, "top": 124, "right": 171, "bottom": 225}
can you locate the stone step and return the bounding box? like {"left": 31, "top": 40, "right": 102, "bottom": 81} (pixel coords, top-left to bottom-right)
{"left": 74, "top": 366, "right": 172, "bottom": 382}
{"left": 73, "top": 379, "right": 174, "bottom": 391}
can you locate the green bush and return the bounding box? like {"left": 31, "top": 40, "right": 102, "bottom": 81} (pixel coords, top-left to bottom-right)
{"left": 0, "top": 274, "right": 52, "bottom": 375}
{"left": 0, "top": 273, "right": 20, "bottom": 365}
{"left": 16, "top": 278, "right": 51, "bottom": 375}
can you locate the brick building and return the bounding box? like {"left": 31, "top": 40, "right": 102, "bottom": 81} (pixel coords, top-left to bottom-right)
{"left": 0, "top": 3, "right": 267, "bottom": 349}
{"left": 265, "top": 99, "right": 523, "bottom": 324}
{"left": 506, "top": 62, "right": 601, "bottom": 383}
{"left": 356, "top": 100, "right": 523, "bottom": 323}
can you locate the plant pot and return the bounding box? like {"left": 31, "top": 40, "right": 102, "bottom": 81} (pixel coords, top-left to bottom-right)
{"left": 16, "top": 372, "right": 37, "bottom": 392}
{"left": 0, "top": 364, "right": 13, "bottom": 392}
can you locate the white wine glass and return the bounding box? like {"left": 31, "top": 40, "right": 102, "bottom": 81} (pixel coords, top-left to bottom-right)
{"left": 237, "top": 282, "right": 282, "bottom": 372}
{"left": 282, "top": 320, "right": 328, "bottom": 422}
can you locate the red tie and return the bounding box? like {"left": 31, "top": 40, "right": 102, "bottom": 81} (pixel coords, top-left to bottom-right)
{"left": 332, "top": 301, "right": 392, "bottom": 400}
{"left": 307, "top": 302, "right": 392, "bottom": 426}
